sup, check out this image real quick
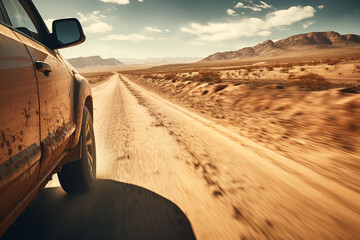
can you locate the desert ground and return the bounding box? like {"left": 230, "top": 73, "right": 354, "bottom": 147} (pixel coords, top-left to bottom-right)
{"left": 4, "top": 49, "right": 360, "bottom": 239}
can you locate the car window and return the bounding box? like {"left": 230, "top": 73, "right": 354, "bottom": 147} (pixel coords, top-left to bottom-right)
{"left": 2, "top": 0, "right": 39, "bottom": 38}
{"left": 0, "top": 9, "right": 4, "bottom": 23}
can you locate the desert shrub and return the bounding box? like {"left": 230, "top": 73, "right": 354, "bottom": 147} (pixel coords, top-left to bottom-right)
{"left": 163, "top": 72, "right": 177, "bottom": 80}
{"left": 340, "top": 86, "right": 360, "bottom": 94}
{"left": 180, "top": 76, "right": 195, "bottom": 82}
{"left": 202, "top": 90, "right": 209, "bottom": 95}
{"left": 292, "top": 73, "right": 330, "bottom": 90}
{"left": 214, "top": 84, "right": 228, "bottom": 93}
{"left": 193, "top": 70, "right": 222, "bottom": 83}
{"left": 245, "top": 67, "right": 253, "bottom": 72}
{"left": 284, "top": 63, "right": 294, "bottom": 69}
{"left": 300, "top": 68, "right": 306, "bottom": 71}
{"left": 288, "top": 74, "right": 296, "bottom": 80}
{"left": 280, "top": 68, "right": 289, "bottom": 73}
{"left": 307, "top": 60, "right": 321, "bottom": 66}
{"left": 323, "top": 58, "right": 341, "bottom": 65}
{"left": 267, "top": 66, "right": 274, "bottom": 71}
{"left": 355, "top": 65, "right": 360, "bottom": 72}
{"left": 142, "top": 74, "right": 154, "bottom": 79}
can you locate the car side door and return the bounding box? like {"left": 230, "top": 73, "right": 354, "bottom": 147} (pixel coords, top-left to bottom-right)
{"left": 0, "top": 4, "right": 41, "bottom": 231}
{"left": 1, "top": 0, "right": 76, "bottom": 179}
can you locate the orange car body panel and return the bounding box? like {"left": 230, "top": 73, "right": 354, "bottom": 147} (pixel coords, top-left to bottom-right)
{"left": 0, "top": 22, "right": 42, "bottom": 235}
{"left": 0, "top": 0, "right": 92, "bottom": 235}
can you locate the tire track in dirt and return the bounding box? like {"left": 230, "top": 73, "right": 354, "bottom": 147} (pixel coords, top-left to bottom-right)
{"left": 120, "top": 75, "right": 290, "bottom": 239}
{"left": 121, "top": 78, "right": 227, "bottom": 198}
{"left": 120, "top": 74, "right": 360, "bottom": 240}
{"left": 44, "top": 73, "right": 360, "bottom": 240}
{"left": 95, "top": 75, "right": 244, "bottom": 240}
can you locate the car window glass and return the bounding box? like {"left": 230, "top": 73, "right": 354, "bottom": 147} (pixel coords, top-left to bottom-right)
{"left": 0, "top": 9, "right": 4, "bottom": 23}
{"left": 2, "top": 0, "right": 38, "bottom": 36}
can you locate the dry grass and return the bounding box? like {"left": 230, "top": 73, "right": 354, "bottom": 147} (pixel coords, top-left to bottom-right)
{"left": 192, "top": 70, "right": 223, "bottom": 83}
{"left": 280, "top": 68, "right": 289, "bottom": 73}
{"left": 214, "top": 84, "right": 228, "bottom": 92}
{"left": 288, "top": 74, "right": 296, "bottom": 80}
{"left": 128, "top": 51, "right": 360, "bottom": 93}
{"left": 143, "top": 74, "right": 154, "bottom": 79}
{"left": 127, "top": 68, "right": 360, "bottom": 194}
{"left": 163, "top": 72, "right": 177, "bottom": 80}
{"left": 322, "top": 58, "right": 341, "bottom": 65}
{"left": 355, "top": 65, "right": 360, "bottom": 72}
{"left": 291, "top": 73, "right": 330, "bottom": 90}
{"left": 82, "top": 72, "right": 113, "bottom": 86}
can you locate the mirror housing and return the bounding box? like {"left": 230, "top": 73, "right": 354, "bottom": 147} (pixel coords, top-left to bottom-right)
{"left": 51, "top": 18, "right": 85, "bottom": 49}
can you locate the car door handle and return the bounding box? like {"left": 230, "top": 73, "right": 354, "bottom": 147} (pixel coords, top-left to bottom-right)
{"left": 35, "top": 61, "right": 53, "bottom": 73}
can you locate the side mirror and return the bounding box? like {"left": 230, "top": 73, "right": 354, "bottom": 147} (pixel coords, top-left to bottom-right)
{"left": 52, "top": 18, "right": 85, "bottom": 49}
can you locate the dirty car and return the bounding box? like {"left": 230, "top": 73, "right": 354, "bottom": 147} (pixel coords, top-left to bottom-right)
{"left": 0, "top": 0, "right": 96, "bottom": 236}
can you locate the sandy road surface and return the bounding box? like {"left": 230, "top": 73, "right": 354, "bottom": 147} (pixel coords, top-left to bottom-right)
{"left": 4, "top": 74, "right": 360, "bottom": 240}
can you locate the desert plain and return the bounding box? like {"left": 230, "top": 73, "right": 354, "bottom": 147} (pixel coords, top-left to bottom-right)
{"left": 5, "top": 44, "right": 360, "bottom": 240}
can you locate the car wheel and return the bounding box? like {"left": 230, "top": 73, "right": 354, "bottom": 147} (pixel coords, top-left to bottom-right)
{"left": 58, "top": 107, "right": 96, "bottom": 193}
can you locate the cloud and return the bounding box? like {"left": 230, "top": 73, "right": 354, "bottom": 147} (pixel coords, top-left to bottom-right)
{"left": 107, "top": 6, "right": 117, "bottom": 11}
{"left": 101, "top": 33, "right": 167, "bottom": 42}
{"left": 77, "top": 11, "right": 105, "bottom": 23}
{"left": 99, "top": 0, "right": 130, "bottom": 5}
{"left": 181, "top": 6, "right": 316, "bottom": 43}
{"left": 302, "top": 20, "right": 315, "bottom": 29}
{"left": 257, "top": 30, "right": 272, "bottom": 36}
{"left": 165, "top": 29, "right": 170, "bottom": 32}
{"left": 84, "top": 22, "right": 113, "bottom": 33}
{"left": 235, "top": 1, "right": 273, "bottom": 12}
{"left": 145, "top": 27, "right": 162, "bottom": 33}
{"left": 227, "top": 9, "right": 238, "bottom": 16}
{"left": 235, "top": 2, "right": 244, "bottom": 8}
{"left": 101, "top": 33, "right": 158, "bottom": 42}
{"left": 235, "top": 3, "right": 261, "bottom": 12}
{"left": 266, "top": 6, "right": 315, "bottom": 27}
{"left": 318, "top": 5, "right": 324, "bottom": 9}
{"left": 77, "top": 11, "right": 113, "bottom": 34}
{"left": 138, "top": 0, "right": 144, "bottom": 2}
{"left": 257, "top": 1, "right": 272, "bottom": 9}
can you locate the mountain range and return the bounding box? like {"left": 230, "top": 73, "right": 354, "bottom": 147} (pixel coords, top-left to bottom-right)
{"left": 118, "top": 57, "right": 202, "bottom": 65}
{"left": 203, "top": 31, "right": 360, "bottom": 61}
{"left": 68, "top": 56, "right": 124, "bottom": 68}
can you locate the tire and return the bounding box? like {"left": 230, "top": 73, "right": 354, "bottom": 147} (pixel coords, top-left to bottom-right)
{"left": 58, "top": 107, "right": 96, "bottom": 193}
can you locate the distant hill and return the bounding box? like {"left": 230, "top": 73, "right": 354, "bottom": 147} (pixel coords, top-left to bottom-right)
{"left": 203, "top": 31, "right": 360, "bottom": 61}
{"left": 68, "top": 56, "right": 124, "bottom": 68}
{"left": 118, "top": 57, "right": 202, "bottom": 65}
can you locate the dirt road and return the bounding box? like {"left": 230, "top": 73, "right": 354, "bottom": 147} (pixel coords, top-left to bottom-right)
{"left": 4, "top": 74, "right": 360, "bottom": 239}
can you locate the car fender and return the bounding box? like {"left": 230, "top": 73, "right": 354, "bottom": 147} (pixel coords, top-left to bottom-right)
{"left": 67, "top": 72, "right": 93, "bottom": 151}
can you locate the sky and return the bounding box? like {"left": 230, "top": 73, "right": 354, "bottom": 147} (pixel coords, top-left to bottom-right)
{"left": 32, "top": 0, "right": 360, "bottom": 59}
